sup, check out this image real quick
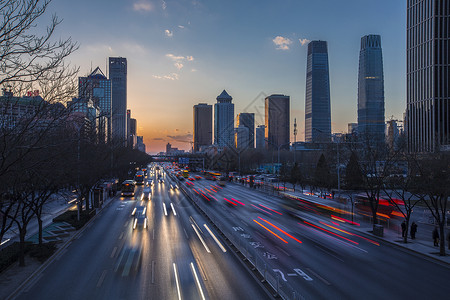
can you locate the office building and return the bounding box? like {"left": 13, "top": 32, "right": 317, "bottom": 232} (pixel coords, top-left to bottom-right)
{"left": 78, "top": 67, "right": 111, "bottom": 142}
{"left": 357, "top": 34, "right": 385, "bottom": 145}
{"left": 407, "top": 0, "right": 450, "bottom": 152}
{"left": 193, "top": 103, "right": 212, "bottom": 152}
{"left": 109, "top": 57, "right": 127, "bottom": 145}
{"left": 214, "top": 90, "right": 234, "bottom": 148}
{"left": 265, "top": 94, "right": 290, "bottom": 150}
{"left": 235, "top": 125, "right": 250, "bottom": 149}
{"left": 305, "top": 41, "right": 331, "bottom": 143}
{"left": 237, "top": 113, "right": 255, "bottom": 148}
{"left": 255, "top": 125, "right": 266, "bottom": 150}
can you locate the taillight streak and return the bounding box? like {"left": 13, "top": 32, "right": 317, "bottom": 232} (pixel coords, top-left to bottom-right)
{"left": 258, "top": 217, "right": 302, "bottom": 244}
{"left": 258, "top": 204, "right": 281, "bottom": 215}
{"left": 253, "top": 219, "right": 288, "bottom": 243}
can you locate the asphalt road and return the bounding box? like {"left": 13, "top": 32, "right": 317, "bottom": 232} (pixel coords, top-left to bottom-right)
{"left": 15, "top": 169, "right": 269, "bottom": 300}
{"left": 185, "top": 175, "right": 450, "bottom": 299}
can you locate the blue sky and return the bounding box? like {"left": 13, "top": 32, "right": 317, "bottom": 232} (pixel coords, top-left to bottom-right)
{"left": 51, "top": 0, "right": 406, "bottom": 153}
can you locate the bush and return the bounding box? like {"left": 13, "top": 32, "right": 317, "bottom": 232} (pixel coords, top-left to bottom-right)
{"left": 53, "top": 209, "right": 96, "bottom": 229}
{"left": 0, "top": 242, "right": 33, "bottom": 273}
{"left": 28, "top": 242, "right": 57, "bottom": 262}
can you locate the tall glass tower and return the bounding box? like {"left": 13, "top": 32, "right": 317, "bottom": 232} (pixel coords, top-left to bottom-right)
{"left": 407, "top": 0, "right": 450, "bottom": 152}
{"left": 214, "top": 90, "right": 234, "bottom": 148}
{"left": 305, "top": 40, "right": 331, "bottom": 143}
{"left": 357, "top": 34, "right": 385, "bottom": 145}
{"left": 109, "top": 57, "right": 127, "bottom": 145}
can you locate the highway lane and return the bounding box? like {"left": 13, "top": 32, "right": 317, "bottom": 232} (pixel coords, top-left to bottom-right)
{"left": 184, "top": 175, "right": 450, "bottom": 299}
{"left": 15, "top": 169, "right": 269, "bottom": 300}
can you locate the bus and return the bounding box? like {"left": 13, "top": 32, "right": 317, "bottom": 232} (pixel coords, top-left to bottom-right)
{"left": 121, "top": 180, "right": 135, "bottom": 197}
{"left": 218, "top": 176, "right": 227, "bottom": 186}
{"left": 204, "top": 171, "right": 221, "bottom": 180}
{"left": 182, "top": 170, "right": 189, "bottom": 178}
{"left": 134, "top": 171, "right": 145, "bottom": 185}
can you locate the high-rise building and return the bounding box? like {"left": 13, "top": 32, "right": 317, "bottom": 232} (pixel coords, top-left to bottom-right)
{"left": 357, "top": 35, "right": 385, "bottom": 145}
{"left": 265, "top": 94, "right": 290, "bottom": 150}
{"left": 255, "top": 125, "right": 266, "bottom": 149}
{"left": 407, "top": 1, "right": 450, "bottom": 152}
{"left": 348, "top": 123, "right": 358, "bottom": 135}
{"left": 193, "top": 103, "right": 212, "bottom": 152}
{"left": 109, "top": 57, "right": 127, "bottom": 145}
{"left": 126, "top": 110, "right": 137, "bottom": 148}
{"left": 214, "top": 90, "right": 234, "bottom": 148}
{"left": 305, "top": 41, "right": 331, "bottom": 143}
{"left": 237, "top": 113, "right": 255, "bottom": 148}
{"left": 235, "top": 125, "right": 250, "bottom": 149}
{"left": 78, "top": 67, "right": 111, "bottom": 142}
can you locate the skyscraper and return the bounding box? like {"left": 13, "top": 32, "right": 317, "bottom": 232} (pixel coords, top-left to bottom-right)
{"left": 255, "top": 125, "right": 266, "bottom": 150}
{"left": 407, "top": 1, "right": 450, "bottom": 152}
{"left": 193, "top": 103, "right": 212, "bottom": 152}
{"left": 214, "top": 90, "right": 234, "bottom": 148}
{"left": 357, "top": 35, "right": 385, "bottom": 145}
{"left": 235, "top": 125, "right": 250, "bottom": 149}
{"left": 237, "top": 113, "right": 255, "bottom": 148}
{"left": 109, "top": 57, "right": 127, "bottom": 145}
{"left": 305, "top": 41, "right": 331, "bottom": 143}
{"left": 265, "top": 94, "right": 290, "bottom": 150}
{"left": 78, "top": 67, "right": 111, "bottom": 142}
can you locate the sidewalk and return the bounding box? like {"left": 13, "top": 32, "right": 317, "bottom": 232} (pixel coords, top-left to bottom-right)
{"left": 236, "top": 182, "right": 450, "bottom": 266}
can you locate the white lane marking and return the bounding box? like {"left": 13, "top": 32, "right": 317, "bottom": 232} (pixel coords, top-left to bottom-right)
{"left": 97, "top": 270, "right": 107, "bottom": 287}
{"left": 314, "top": 246, "right": 345, "bottom": 262}
{"left": 0, "top": 238, "right": 10, "bottom": 246}
{"left": 119, "top": 232, "right": 124, "bottom": 240}
{"left": 306, "top": 268, "right": 331, "bottom": 285}
{"left": 153, "top": 229, "right": 155, "bottom": 240}
{"left": 191, "top": 262, "right": 206, "bottom": 300}
{"left": 294, "top": 268, "right": 313, "bottom": 281}
{"left": 124, "top": 221, "right": 128, "bottom": 227}
{"left": 173, "top": 263, "right": 182, "bottom": 300}
{"left": 111, "top": 247, "right": 118, "bottom": 258}
{"left": 170, "top": 202, "right": 177, "bottom": 216}
{"left": 204, "top": 224, "right": 226, "bottom": 252}
{"left": 287, "top": 273, "right": 298, "bottom": 277}
{"left": 190, "top": 216, "right": 203, "bottom": 234}
{"left": 191, "top": 224, "right": 211, "bottom": 253}
{"left": 163, "top": 203, "right": 168, "bottom": 216}
{"left": 273, "top": 269, "right": 287, "bottom": 282}
{"left": 183, "top": 228, "right": 189, "bottom": 239}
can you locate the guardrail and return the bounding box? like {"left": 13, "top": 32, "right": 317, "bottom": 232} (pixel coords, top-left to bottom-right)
{"left": 166, "top": 171, "right": 305, "bottom": 300}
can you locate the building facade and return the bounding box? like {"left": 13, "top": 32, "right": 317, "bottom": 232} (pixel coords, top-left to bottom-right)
{"left": 265, "top": 94, "right": 290, "bottom": 150}
{"left": 109, "top": 57, "right": 127, "bottom": 145}
{"left": 78, "top": 67, "right": 111, "bottom": 142}
{"left": 237, "top": 113, "right": 255, "bottom": 148}
{"left": 357, "top": 34, "right": 385, "bottom": 145}
{"left": 255, "top": 125, "right": 266, "bottom": 149}
{"left": 235, "top": 125, "right": 250, "bottom": 149}
{"left": 305, "top": 40, "right": 332, "bottom": 143}
{"left": 193, "top": 103, "right": 212, "bottom": 152}
{"left": 214, "top": 90, "right": 235, "bottom": 148}
{"left": 407, "top": 0, "right": 450, "bottom": 152}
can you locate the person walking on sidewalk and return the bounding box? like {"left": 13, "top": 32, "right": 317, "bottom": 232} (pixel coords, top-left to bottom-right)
{"left": 401, "top": 221, "right": 406, "bottom": 237}
{"left": 410, "top": 222, "right": 417, "bottom": 239}
{"left": 432, "top": 227, "right": 439, "bottom": 246}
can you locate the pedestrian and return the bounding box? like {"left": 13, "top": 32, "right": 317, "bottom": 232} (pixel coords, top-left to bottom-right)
{"left": 432, "top": 227, "right": 439, "bottom": 246}
{"left": 410, "top": 222, "right": 417, "bottom": 239}
{"left": 401, "top": 221, "right": 406, "bottom": 237}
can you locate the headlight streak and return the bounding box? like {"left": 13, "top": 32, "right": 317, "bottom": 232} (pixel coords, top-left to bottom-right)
{"left": 190, "top": 262, "right": 206, "bottom": 300}
{"left": 133, "top": 218, "right": 137, "bottom": 229}
{"left": 173, "top": 263, "right": 182, "bottom": 300}
{"left": 257, "top": 217, "right": 302, "bottom": 244}
{"left": 204, "top": 224, "right": 227, "bottom": 252}
{"left": 163, "top": 203, "right": 168, "bottom": 216}
{"left": 170, "top": 203, "right": 177, "bottom": 216}
{"left": 191, "top": 224, "right": 211, "bottom": 253}
{"left": 253, "top": 219, "right": 288, "bottom": 243}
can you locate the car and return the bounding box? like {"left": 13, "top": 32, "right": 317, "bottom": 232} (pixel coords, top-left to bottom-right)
{"left": 142, "top": 188, "right": 152, "bottom": 200}
{"left": 132, "top": 205, "right": 148, "bottom": 230}
{"left": 159, "top": 178, "right": 164, "bottom": 184}
{"left": 146, "top": 179, "right": 153, "bottom": 186}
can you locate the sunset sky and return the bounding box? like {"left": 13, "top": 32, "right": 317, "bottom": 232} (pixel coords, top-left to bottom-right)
{"left": 51, "top": 0, "right": 407, "bottom": 154}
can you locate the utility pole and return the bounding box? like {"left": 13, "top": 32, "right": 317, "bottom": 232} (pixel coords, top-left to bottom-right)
{"left": 293, "top": 118, "right": 297, "bottom": 163}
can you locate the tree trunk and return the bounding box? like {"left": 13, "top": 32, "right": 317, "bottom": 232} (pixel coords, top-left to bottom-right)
{"left": 38, "top": 217, "right": 43, "bottom": 246}
{"left": 439, "top": 223, "right": 446, "bottom": 256}
{"left": 404, "top": 217, "right": 410, "bottom": 244}
{"left": 372, "top": 208, "right": 378, "bottom": 225}
{"left": 19, "top": 228, "right": 26, "bottom": 267}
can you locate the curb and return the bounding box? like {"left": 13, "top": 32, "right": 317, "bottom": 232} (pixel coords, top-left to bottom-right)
{"left": 6, "top": 195, "right": 118, "bottom": 300}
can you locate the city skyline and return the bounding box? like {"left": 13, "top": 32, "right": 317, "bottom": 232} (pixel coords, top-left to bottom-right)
{"left": 49, "top": 0, "right": 407, "bottom": 153}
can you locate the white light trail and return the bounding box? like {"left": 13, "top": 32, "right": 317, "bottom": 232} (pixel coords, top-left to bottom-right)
{"left": 204, "top": 224, "right": 226, "bottom": 252}
{"left": 191, "top": 224, "right": 210, "bottom": 253}
{"left": 190, "top": 262, "right": 206, "bottom": 300}
{"left": 173, "top": 263, "right": 182, "bottom": 300}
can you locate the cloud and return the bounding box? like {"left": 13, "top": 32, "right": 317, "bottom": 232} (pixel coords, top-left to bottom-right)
{"left": 186, "top": 56, "right": 194, "bottom": 61}
{"left": 191, "top": 68, "right": 197, "bottom": 72}
{"left": 133, "top": 1, "right": 153, "bottom": 12}
{"left": 161, "top": 0, "right": 167, "bottom": 10}
{"left": 178, "top": 25, "right": 185, "bottom": 29}
{"left": 165, "top": 29, "right": 173, "bottom": 37}
{"left": 272, "top": 36, "right": 292, "bottom": 50}
{"left": 165, "top": 53, "right": 194, "bottom": 70}
{"left": 153, "top": 137, "right": 164, "bottom": 140}
{"left": 166, "top": 54, "right": 185, "bottom": 61}
{"left": 152, "top": 73, "right": 179, "bottom": 80}
{"left": 167, "top": 133, "right": 193, "bottom": 142}
{"left": 299, "top": 38, "right": 310, "bottom": 46}
{"left": 174, "top": 62, "right": 184, "bottom": 70}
